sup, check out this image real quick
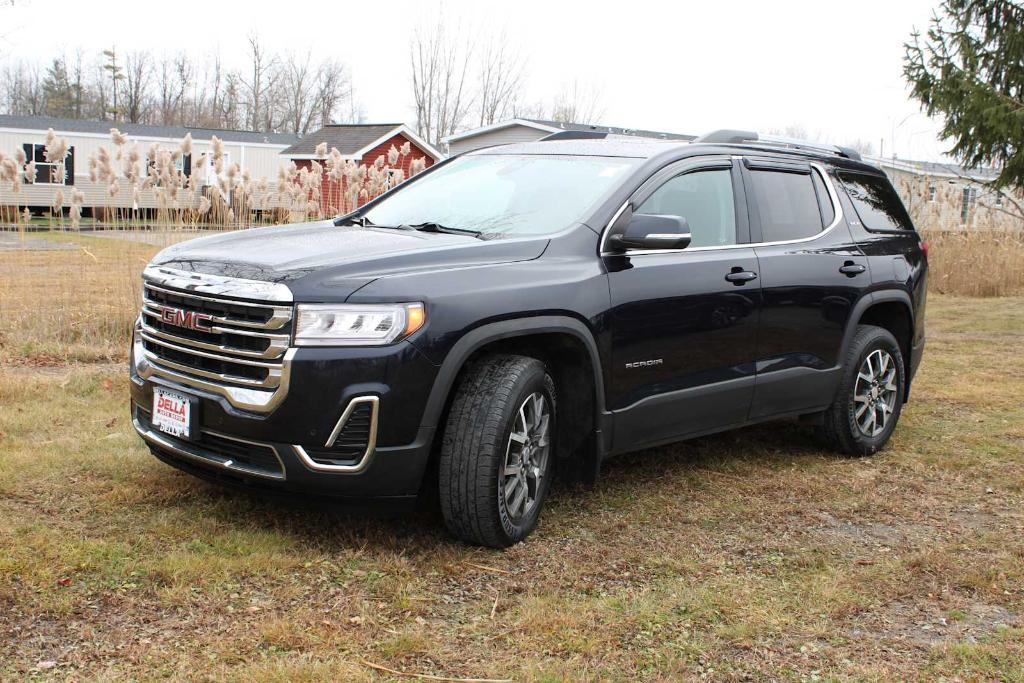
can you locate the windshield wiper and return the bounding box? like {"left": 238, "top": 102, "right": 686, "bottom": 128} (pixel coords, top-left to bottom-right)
{"left": 335, "top": 215, "right": 375, "bottom": 227}
{"left": 401, "top": 222, "right": 484, "bottom": 238}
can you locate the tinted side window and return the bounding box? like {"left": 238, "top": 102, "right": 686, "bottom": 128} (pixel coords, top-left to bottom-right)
{"left": 838, "top": 172, "right": 913, "bottom": 231}
{"left": 748, "top": 169, "right": 823, "bottom": 241}
{"left": 637, "top": 168, "right": 736, "bottom": 247}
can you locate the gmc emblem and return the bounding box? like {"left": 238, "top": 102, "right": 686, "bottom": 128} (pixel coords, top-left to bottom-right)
{"left": 161, "top": 307, "right": 214, "bottom": 332}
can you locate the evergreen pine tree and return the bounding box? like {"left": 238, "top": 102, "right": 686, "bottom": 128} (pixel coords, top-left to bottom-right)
{"left": 905, "top": 0, "right": 1024, "bottom": 190}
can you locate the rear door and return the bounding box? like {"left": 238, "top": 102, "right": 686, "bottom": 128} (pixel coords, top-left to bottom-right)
{"left": 604, "top": 157, "right": 762, "bottom": 452}
{"left": 741, "top": 157, "right": 870, "bottom": 419}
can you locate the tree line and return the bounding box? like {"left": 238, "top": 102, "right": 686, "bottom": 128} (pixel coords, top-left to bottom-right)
{"left": 0, "top": 36, "right": 359, "bottom": 134}
{"left": 0, "top": 21, "right": 604, "bottom": 147}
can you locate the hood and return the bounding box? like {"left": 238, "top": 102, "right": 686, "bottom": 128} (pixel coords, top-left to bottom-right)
{"left": 151, "top": 220, "right": 549, "bottom": 301}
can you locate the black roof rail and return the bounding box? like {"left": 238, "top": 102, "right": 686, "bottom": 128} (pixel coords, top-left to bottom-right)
{"left": 538, "top": 130, "right": 608, "bottom": 141}
{"left": 693, "top": 129, "right": 862, "bottom": 161}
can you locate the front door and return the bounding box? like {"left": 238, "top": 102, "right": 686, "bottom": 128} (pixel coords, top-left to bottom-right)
{"left": 605, "top": 158, "right": 761, "bottom": 453}
{"left": 740, "top": 157, "right": 870, "bottom": 419}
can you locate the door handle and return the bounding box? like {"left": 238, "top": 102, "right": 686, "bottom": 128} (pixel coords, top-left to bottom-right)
{"left": 725, "top": 269, "right": 758, "bottom": 284}
{"left": 839, "top": 261, "right": 867, "bottom": 277}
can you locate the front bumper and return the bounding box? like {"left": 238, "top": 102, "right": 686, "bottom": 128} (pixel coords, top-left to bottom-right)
{"left": 130, "top": 335, "right": 441, "bottom": 499}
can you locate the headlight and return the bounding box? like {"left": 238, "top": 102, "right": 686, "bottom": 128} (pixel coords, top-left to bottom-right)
{"left": 294, "top": 303, "right": 426, "bottom": 346}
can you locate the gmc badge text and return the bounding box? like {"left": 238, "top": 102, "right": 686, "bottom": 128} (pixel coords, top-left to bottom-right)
{"left": 130, "top": 130, "right": 927, "bottom": 547}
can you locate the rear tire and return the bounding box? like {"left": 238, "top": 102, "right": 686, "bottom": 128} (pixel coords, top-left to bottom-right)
{"left": 438, "top": 355, "right": 556, "bottom": 548}
{"left": 819, "top": 324, "right": 905, "bottom": 456}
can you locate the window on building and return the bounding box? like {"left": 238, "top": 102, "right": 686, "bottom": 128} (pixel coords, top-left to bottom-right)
{"left": 637, "top": 168, "right": 736, "bottom": 247}
{"left": 994, "top": 192, "right": 1003, "bottom": 207}
{"left": 201, "top": 152, "right": 228, "bottom": 186}
{"left": 23, "top": 143, "right": 74, "bottom": 185}
{"left": 837, "top": 172, "right": 914, "bottom": 231}
{"left": 927, "top": 184, "right": 937, "bottom": 202}
{"left": 747, "top": 168, "right": 825, "bottom": 242}
{"left": 146, "top": 153, "right": 192, "bottom": 185}
{"left": 961, "top": 187, "right": 977, "bottom": 223}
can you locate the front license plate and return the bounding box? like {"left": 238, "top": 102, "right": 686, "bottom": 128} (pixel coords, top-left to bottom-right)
{"left": 152, "top": 388, "right": 195, "bottom": 440}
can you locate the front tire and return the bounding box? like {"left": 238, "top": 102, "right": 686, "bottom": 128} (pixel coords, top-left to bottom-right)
{"left": 819, "top": 325, "right": 905, "bottom": 456}
{"left": 439, "top": 355, "right": 556, "bottom": 547}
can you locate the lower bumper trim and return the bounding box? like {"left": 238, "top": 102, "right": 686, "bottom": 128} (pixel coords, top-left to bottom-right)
{"left": 132, "top": 409, "right": 286, "bottom": 481}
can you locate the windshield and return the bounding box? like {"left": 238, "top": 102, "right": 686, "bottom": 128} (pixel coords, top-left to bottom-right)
{"left": 362, "top": 154, "right": 639, "bottom": 237}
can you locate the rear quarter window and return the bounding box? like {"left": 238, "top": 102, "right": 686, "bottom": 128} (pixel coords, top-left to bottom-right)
{"left": 838, "top": 172, "right": 914, "bottom": 231}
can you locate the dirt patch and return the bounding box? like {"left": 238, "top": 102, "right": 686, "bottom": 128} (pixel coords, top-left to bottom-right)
{"left": 847, "top": 599, "right": 1018, "bottom": 646}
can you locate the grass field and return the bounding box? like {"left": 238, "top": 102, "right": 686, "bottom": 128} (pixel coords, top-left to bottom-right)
{"left": 1, "top": 234, "right": 1023, "bottom": 680}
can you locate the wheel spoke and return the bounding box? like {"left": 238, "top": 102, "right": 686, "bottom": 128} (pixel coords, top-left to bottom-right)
{"left": 509, "top": 483, "right": 527, "bottom": 516}
{"left": 873, "top": 405, "right": 885, "bottom": 435}
{"left": 509, "top": 429, "right": 528, "bottom": 444}
{"left": 855, "top": 401, "right": 870, "bottom": 419}
{"left": 535, "top": 414, "right": 550, "bottom": 447}
{"left": 504, "top": 474, "right": 520, "bottom": 500}
{"left": 531, "top": 394, "right": 545, "bottom": 429}
{"left": 504, "top": 464, "right": 521, "bottom": 477}
{"left": 863, "top": 407, "right": 876, "bottom": 434}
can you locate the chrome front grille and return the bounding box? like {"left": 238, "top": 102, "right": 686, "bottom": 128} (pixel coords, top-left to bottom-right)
{"left": 135, "top": 266, "right": 295, "bottom": 413}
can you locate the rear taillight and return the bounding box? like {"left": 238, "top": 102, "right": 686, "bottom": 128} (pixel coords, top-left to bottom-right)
{"left": 920, "top": 240, "right": 929, "bottom": 260}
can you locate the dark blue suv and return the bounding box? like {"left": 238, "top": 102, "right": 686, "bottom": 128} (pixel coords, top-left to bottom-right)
{"left": 130, "top": 130, "right": 927, "bottom": 547}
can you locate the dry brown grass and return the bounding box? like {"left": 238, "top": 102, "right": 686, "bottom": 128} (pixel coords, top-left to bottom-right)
{"left": 920, "top": 228, "right": 1024, "bottom": 297}
{"left": 1, "top": 238, "right": 1023, "bottom": 680}
{"left": 0, "top": 232, "right": 160, "bottom": 364}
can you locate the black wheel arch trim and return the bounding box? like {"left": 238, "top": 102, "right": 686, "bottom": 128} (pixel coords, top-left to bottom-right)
{"left": 418, "top": 316, "right": 607, "bottom": 433}
{"left": 841, "top": 290, "right": 915, "bottom": 396}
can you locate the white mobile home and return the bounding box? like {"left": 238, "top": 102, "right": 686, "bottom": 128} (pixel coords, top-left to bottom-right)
{"left": 0, "top": 115, "right": 300, "bottom": 215}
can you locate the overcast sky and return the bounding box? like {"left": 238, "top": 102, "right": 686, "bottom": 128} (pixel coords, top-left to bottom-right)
{"left": 2, "top": 0, "right": 951, "bottom": 161}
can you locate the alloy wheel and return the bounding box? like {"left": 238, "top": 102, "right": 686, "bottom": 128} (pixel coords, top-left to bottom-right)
{"left": 854, "top": 349, "right": 899, "bottom": 437}
{"left": 501, "top": 392, "right": 551, "bottom": 521}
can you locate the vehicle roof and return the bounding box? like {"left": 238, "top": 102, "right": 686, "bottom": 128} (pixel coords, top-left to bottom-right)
{"left": 469, "top": 139, "right": 884, "bottom": 174}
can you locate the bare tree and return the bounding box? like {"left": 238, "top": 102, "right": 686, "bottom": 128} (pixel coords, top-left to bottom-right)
{"left": 0, "top": 60, "right": 44, "bottom": 115}
{"left": 120, "top": 51, "right": 152, "bottom": 123}
{"left": 0, "top": 37, "right": 357, "bottom": 134}
{"left": 411, "top": 15, "right": 475, "bottom": 146}
{"left": 312, "top": 58, "right": 352, "bottom": 130}
{"left": 219, "top": 72, "right": 242, "bottom": 129}
{"left": 476, "top": 30, "right": 524, "bottom": 126}
{"left": 156, "top": 53, "right": 190, "bottom": 126}
{"left": 550, "top": 80, "right": 605, "bottom": 124}
{"left": 279, "top": 51, "right": 313, "bottom": 134}
{"left": 241, "top": 35, "right": 278, "bottom": 131}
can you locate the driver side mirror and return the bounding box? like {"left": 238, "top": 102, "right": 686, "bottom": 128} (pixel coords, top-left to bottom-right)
{"left": 608, "top": 210, "right": 692, "bottom": 252}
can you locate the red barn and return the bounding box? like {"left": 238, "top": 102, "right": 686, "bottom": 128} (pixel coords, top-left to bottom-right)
{"left": 283, "top": 123, "right": 442, "bottom": 214}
